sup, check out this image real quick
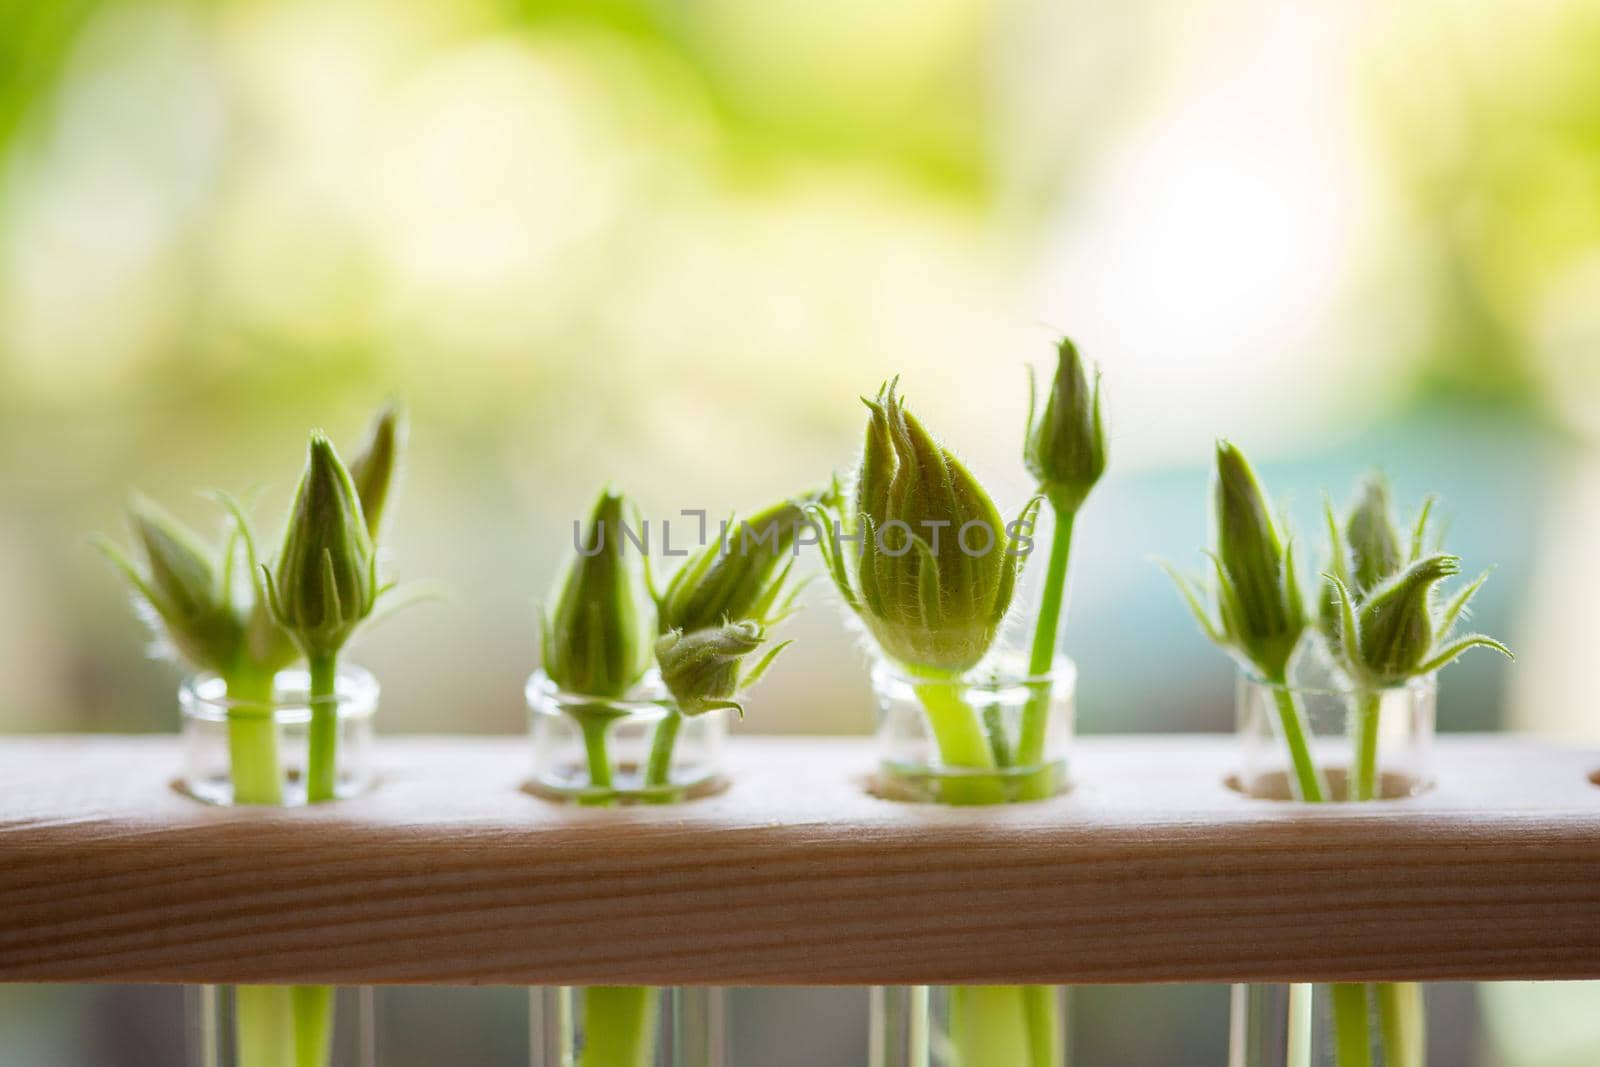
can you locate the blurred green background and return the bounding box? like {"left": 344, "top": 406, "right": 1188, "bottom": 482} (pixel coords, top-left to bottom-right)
{"left": 2, "top": 0, "right": 1598, "bottom": 1062}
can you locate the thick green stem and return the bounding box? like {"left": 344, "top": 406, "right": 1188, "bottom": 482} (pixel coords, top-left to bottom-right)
{"left": 1330, "top": 983, "right": 1372, "bottom": 1067}
{"left": 235, "top": 985, "right": 295, "bottom": 1067}
{"left": 291, "top": 985, "right": 334, "bottom": 1067}
{"left": 1269, "top": 686, "right": 1326, "bottom": 803}
{"left": 577, "top": 713, "right": 617, "bottom": 807}
{"left": 643, "top": 711, "right": 684, "bottom": 792}
{"left": 949, "top": 986, "right": 1033, "bottom": 1067}
{"left": 1023, "top": 985, "right": 1063, "bottom": 1066}
{"left": 305, "top": 655, "right": 339, "bottom": 804}
{"left": 908, "top": 670, "right": 1003, "bottom": 806}
{"left": 1377, "top": 982, "right": 1424, "bottom": 1067}
{"left": 224, "top": 669, "right": 283, "bottom": 807}
{"left": 580, "top": 985, "right": 658, "bottom": 1067}
{"left": 1351, "top": 691, "right": 1382, "bottom": 802}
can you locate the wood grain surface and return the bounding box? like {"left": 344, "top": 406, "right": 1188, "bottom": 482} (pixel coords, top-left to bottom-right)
{"left": 2, "top": 735, "right": 1598, "bottom": 986}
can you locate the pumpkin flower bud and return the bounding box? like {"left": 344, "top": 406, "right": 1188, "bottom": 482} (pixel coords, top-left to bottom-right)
{"left": 1024, "top": 337, "right": 1106, "bottom": 515}
{"left": 265, "top": 433, "right": 376, "bottom": 661}
{"left": 347, "top": 402, "right": 405, "bottom": 538}
{"left": 822, "top": 379, "right": 1035, "bottom": 675}
{"left": 543, "top": 490, "right": 651, "bottom": 698}
{"left": 654, "top": 620, "right": 789, "bottom": 717}
{"left": 1164, "top": 441, "right": 1307, "bottom": 683}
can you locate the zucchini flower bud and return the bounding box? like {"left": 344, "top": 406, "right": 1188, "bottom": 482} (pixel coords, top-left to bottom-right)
{"left": 656, "top": 494, "right": 818, "bottom": 634}
{"left": 1164, "top": 442, "right": 1307, "bottom": 682}
{"left": 542, "top": 490, "right": 651, "bottom": 698}
{"left": 100, "top": 494, "right": 240, "bottom": 672}
{"left": 264, "top": 433, "right": 377, "bottom": 661}
{"left": 654, "top": 620, "right": 789, "bottom": 716}
{"left": 347, "top": 402, "right": 405, "bottom": 538}
{"left": 1324, "top": 553, "right": 1512, "bottom": 688}
{"left": 818, "top": 379, "right": 1036, "bottom": 675}
{"left": 1024, "top": 337, "right": 1106, "bottom": 515}
{"left": 1318, "top": 472, "right": 1440, "bottom": 666}
{"left": 1345, "top": 474, "right": 1403, "bottom": 593}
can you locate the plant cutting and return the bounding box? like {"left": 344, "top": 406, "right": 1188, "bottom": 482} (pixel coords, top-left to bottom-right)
{"left": 814, "top": 346, "right": 1105, "bottom": 1067}
{"left": 1315, "top": 472, "right": 1511, "bottom": 1067}
{"left": 530, "top": 486, "right": 810, "bottom": 1067}
{"left": 1167, "top": 454, "right": 1512, "bottom": 1067}
{"left": 99, "top": 405, "right": 408, "bottom": 1067}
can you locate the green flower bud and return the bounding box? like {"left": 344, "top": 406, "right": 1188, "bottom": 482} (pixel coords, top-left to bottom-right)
{"left": 655, "top": 620, "right": 789, "bottom": 716}
{"left": 822, "top": 379, "right": 1034, "bottom": 674}
{"left": 265, "top": 433, "right": 377, "bottom": 660}
{"left": 347, "top": 403, "right": 405, "bottom": 538}
{"left": 1318, "top": 472, "right": 1440, "bottom": 667}
{"left": 657, "top": 494, "right": 817, "bottom": 634}
{"left": 1346, "top": 474, "right": 1402, "bottom": 593}
{"left": 1213, "top": 441, "right": 1306, "bottom": 680}
{"left": 1324, "top": 553, "right": 1513, "bottom": 688}
{"left": 1354, "top": 554, "right": 1455, "bottom": 683}
{"left": 1024, "top": 337, "right": 1106, "bottom": 515}
{"left": 101, "top": 494, "right": 239, "bottom": 671}
{"left": 1164, "top": 442, "right": 1306, "bottom": 682}
{"left": 542, "top": 490, "right": 651, "bottom": 698}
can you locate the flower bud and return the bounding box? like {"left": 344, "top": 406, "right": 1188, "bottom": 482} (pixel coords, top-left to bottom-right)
{"left": 347, "top": 403, "right": 405, "bottom": 538}
{"left": 657, "top": 494, "right": 817, "bottom": 634}
{"left": 1024, "top": 337, "right": 1106, "bottom": 515}
{"left": 838, "top": 379, "right": 1029, "bottom": 674}
{"left": 1352, "top": 554, "right": 1457, "bottom": 683}
{"left": 267, "top": 433, "right": 376, "bottom": 660}
{"left": 542, "top": 490, "right": 651, "bottom": 698}
{"left": 655, "top": 620, "right": 783, "bottom": 716}
{"left": 1345, "top": 473, "right": 1402, "bottom": 593}
{"left": 106, "top": 494, "right": 239, "bottom": 670}
{"left": 1211, "top": 441, "right": 1306, "bottom": 681}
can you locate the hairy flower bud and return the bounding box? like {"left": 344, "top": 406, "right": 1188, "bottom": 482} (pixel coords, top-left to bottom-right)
{"left": 543, "top": 490, "right": 651, "bottom": 698}
{"left": 104, "top": 494, "right": 238, "bottom": 670}
{"left": 1324, "top": 552, "right": 1512, "bottom": 688}
{"left": 1024, "top": 337, "right": 1106, "bottom": 515}
{"left": 822, "top": 379, "right": 1034, "bottom": 674}
{"left": 1164, "top": 442, "right": 1307, "bottom": 682}
{"left": 655, "top": 620, "right": 786, "bottom": 716}
{"left": 1346, "top": 474, "right": 1403, "bottom": 594}
{"left": 266, "top": 433, "right": 376, "bottom": 660}
{"left": 347, "top": 402, "right": 405, "bottom": 538}
{"left": 657, "top": 495, "right": 817, "bottom": 634}
{"left": 1213, "top": 441, "right": 1306, "bottom": 679}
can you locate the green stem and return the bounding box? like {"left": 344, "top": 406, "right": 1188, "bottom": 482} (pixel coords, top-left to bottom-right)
{"left": 1352, "top": 691, "right": 1382, "bottom": 802}
{"left": 1269, "top": 686, "right": 1326, "bottom": 803}
{"left": 1020, "top": 511, "right": 1075, "bottom": 763}
{"left": 291, "top": 985, "right": 334, "bottom": 1067}
{"left": 580, "top": 986, "right": 658, "bottom": 1067}
{"left": 908, "top": 670, "right": 1004, "bottom": 806}
{"left": 305, "top": 655, "right": 338, "bottom": 804}
{"left": 643, "top": 711, "right": 683, "bottom": 792}
{"left": 234, "top": 985, "right": 295, "bottom": 1067}
{"left": 1023, "top": 985, "right": 1063, "bottom": 1066}
{"left": 223, "top": 669, "right": 283, "bottom": 807}
{"left": 577, "top": 712, "right": 617, "bottom": 807}
{"left": 1377, "top": 982, "right": 1424, "bottom": 1067}
{"left": 950, "top": 986, "right": 1033, "bottom": 1067}
{"left": 1330, "top": 983, "right": 1372, "bottom": 1067}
